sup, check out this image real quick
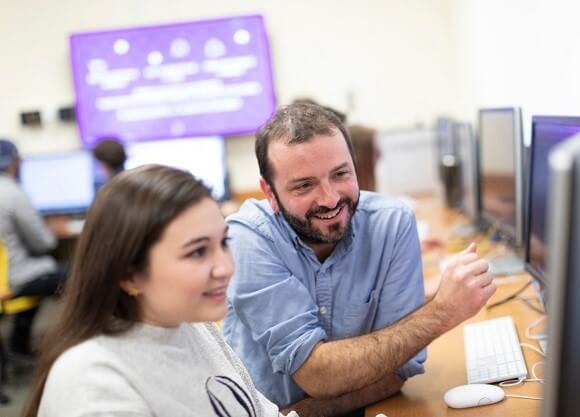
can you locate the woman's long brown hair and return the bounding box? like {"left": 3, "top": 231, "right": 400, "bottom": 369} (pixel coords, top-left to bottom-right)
{"left": 23, "top": 164, "right": 211, "bottom": 417}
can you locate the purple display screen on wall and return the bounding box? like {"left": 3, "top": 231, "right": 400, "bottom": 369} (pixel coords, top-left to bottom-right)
{"left": 70, "top": 15, "right": 276, "bottom": 147}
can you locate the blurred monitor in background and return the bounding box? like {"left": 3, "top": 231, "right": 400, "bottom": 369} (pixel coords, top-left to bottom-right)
{"left": 454, "top": 122, "right": 481, "bottom": 224}
{"left": 124, "top": 136, "right": 229, "bottom": 201}
{"left": 478, "top": 107, "right": 525, "bottom": 276}
{"left": 20, "top": 150, "right": 97, "bottom": 215}
{"left": 478, "top": 107, "right": 524, "bottom": 247}
{"left": 436, "top": 117, "right": 462, "bottom": 208}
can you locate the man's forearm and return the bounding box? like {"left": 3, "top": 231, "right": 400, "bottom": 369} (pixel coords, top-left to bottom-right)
{"left": 293, "top": 299, "right": 450, "bottom": 398}
{"left": 283, "top": 373, "right": 403, "bottom": 417}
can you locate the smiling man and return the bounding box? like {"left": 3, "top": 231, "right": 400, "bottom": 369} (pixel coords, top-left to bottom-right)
{"left": 222, "top": 103, "right": 495, "bottom": 416}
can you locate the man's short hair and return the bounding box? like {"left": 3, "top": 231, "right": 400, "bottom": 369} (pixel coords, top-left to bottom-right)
{"left": 0, "top": 139, "right": 19, "bottom": 172}
{"left": 255, "top": 102, "right": 355, "bottom": 186}
{"left": 292, "top": 98, "right": 348, "bottom": 124}
{"left": 92, "top": 139, "right": 127, "bottom": 174}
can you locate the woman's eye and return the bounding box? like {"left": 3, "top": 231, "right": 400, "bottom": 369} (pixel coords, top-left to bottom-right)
{"left": 189, "top": 247, "right": 207, "bottom": 258}
{"left": 221, "top": 237, "right": 231, "bottom": 248}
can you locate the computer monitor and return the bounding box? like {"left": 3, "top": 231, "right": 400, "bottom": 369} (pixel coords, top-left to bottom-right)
{"left": 454, "top": 122, "right": 481, "bottom": 223}
{"left": 541, "top": 133, "right": 580, "bottom": 417}
{"left": 125, "top": 136, "right": 228, "bottom": 200}
{"left": 524, "top": 116, "right": 580, "bottom": 290}
{"left": 478, "top": 107, "right": 525, "bottom": 247}
{"left": 20, "top": 150, "right": 97, "bottom": 214}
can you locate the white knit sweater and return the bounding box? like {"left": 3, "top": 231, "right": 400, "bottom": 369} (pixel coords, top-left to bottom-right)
{"left": 38, "top": 322, "right": 298, "bottom": 417}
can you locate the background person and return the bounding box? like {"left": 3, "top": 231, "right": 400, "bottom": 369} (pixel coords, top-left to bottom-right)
{"left": 92, "top": 138, "right": 127, "bottom": 183}
{"left": 0, "top": 139, "right": 66, "bottom": 357}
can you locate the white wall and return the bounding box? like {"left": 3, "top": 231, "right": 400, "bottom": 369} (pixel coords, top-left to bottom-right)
{"left": 0, "top": 0, "right": 461, "bottom": 193}
{"left": 452, "top": 0, "right": 580, "bottom": 144}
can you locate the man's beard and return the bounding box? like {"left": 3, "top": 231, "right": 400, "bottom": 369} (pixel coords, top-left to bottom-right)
{"left": 275, "top": 192, "right": 359, "bottom": 245}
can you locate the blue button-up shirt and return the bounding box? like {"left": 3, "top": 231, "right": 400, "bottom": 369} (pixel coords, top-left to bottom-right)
{"left": 223, "top": 191, "right": 426, "bottom": 407}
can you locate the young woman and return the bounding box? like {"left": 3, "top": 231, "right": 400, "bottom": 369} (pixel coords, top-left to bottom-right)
{"left": 24, "top": 165, "right": 298, "bottom": 417}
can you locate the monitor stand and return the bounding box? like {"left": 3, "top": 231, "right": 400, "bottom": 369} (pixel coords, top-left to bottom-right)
{"left": 488, "top": 255, "right": 525, "bottom": 276}
{"left": 485, "top": 230, "right": 526, "bottom": 277}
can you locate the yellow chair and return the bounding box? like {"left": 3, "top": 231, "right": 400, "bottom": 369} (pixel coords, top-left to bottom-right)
{"left": 0, "top": 241, "right": 40, "bottom": 314}
{"left": 0, "top": 241, "right": 41, "bottom": 405}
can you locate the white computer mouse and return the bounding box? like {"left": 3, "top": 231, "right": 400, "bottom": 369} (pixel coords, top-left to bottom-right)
{"left": 444, "top": 384, "right": 505, "bottom": 408}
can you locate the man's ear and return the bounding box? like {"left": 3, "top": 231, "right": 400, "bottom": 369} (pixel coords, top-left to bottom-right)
{"left": 259, "top": 177, "right": 280, "bottom": 213}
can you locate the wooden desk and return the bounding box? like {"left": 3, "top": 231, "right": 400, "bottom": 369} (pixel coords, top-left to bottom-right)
{"left": 366, "top": 197, "right": 544, "bottom": 417}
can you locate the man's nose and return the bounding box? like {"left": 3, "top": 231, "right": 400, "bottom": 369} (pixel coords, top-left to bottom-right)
{"left": 317, "top": 181, "right": 340, "bottom": 209}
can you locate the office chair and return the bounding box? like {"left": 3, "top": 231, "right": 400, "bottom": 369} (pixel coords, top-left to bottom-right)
{"left": 0, "top": 240, "right": 41, "bottom": 405}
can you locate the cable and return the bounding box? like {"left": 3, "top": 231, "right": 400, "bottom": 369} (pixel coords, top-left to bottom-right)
{"left": 519, "top": 343, "right": 545, "bottom": 384}
{"left": 506, "top": 394, "right": 543, "bottom": 400}
{"left": 520, "top": 342, "right": 545, "bottom": 357}
{"left": 530, "top": 362, "right": 545, "bottom": 383}
{"left": 499, "top": 344, "right": 545, "bottom": 389}
{"left": 500, "top": 377, "right": 525, "bottom": 387}
{"left": 487, "top": 279, "right": 532, "bottom": 310}
{"left": 525, "top": 316, "right": 547, "bottom": 340}
{"left": 520, "top": 297, "right": 545, "bottom": 314}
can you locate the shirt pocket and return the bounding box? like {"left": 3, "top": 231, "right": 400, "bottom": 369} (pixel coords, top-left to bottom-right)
{"left": 335, "top": 289, "right": 379, "bottom": 338}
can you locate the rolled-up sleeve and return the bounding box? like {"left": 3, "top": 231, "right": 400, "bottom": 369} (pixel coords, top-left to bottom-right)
{"left": 227, "top": 220, "right": 327, "bottom": 375}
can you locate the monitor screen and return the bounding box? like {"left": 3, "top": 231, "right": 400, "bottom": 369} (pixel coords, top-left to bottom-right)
{"left": 542, "top": 133, "right": 580, "bottom": 417}
{"left": 124, "top": 136, "right": 228, "bottom": 200}
{"left": 478, "top": 108, "right": 524, "bottom": 245}
{"left": 525, "top": 117, "right": 580, "bottom": 284}
{"left": 69, "top": 15, "right": 276, "bottom": 147}
{"left": 20, "top": 150, "right": 97, "bottom": 214}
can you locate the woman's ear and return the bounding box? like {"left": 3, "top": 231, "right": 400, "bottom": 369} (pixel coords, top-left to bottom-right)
{"left": 120, "top": 274, "right": 143, "bottom": 297}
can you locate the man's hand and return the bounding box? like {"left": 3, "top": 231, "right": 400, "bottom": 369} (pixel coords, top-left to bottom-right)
{"left": 433, "top": 243, "right": 496, "bottom": 331}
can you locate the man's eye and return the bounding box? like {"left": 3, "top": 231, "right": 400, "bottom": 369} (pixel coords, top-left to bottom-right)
{"left": 296, "top": 183, "right": 312, "bottom": 191}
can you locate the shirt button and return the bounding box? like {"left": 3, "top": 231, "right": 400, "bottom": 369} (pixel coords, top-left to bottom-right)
{"left": 320, "top": 306, "right": 328, "bottom": 315}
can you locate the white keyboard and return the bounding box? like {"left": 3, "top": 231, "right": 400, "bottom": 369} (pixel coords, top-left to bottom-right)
{"left": 463, "top": 316, "right": 528, "bottom": 384}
